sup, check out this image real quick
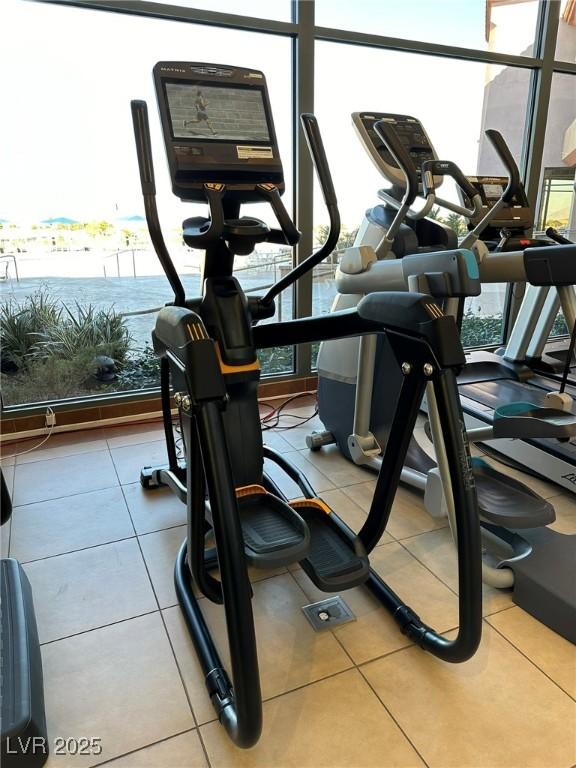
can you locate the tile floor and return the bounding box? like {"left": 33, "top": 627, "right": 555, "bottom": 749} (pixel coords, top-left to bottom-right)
{"left": 1, "top": 408, "right": 575, "bottom": 768}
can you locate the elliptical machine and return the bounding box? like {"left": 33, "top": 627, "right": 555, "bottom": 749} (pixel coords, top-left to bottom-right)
{"left": 311, "top": 112, "right": 576, "bottom": 643}
{"left": 131, "top": 63, "right": 483, "bottom": 748}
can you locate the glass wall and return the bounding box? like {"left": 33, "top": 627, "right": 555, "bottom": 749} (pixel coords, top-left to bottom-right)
{"left": 316, "top": 0, "right": 540, "bottom": 56}
{"left": 0, "top": 0, "right": 293, "bottom": 407}
{"left": 555, "top": 0, "right": 576, "bottom": 62}
{"left": 0, "top": 0, "right": 570, "bottom": 410}
{"left": 534, "top": 72, "right": 576, "bottom": 238}
{"left": 144, "top": 0, "right": 291, "bottom": 21}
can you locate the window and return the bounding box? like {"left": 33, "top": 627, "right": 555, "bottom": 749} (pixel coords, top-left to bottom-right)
{"left": 535, "top": 73, "right": 576, "bottom": 240}
{"left": 316, "top": 0, "right": 540, "bottom": 57}
{"left": 143, "top": 0, "right": 291, "bottom": 22}
{"left": 555, "top": 0, "right": 576, "bottom": 62}
{"left": 0, "top": 0, "right": 293, "bottom": 407}
{"left": 0, "top": 0, "right": 570, "bottom": 411}
{"left": 537, "top": 168, "right": 576, "bottom": 231}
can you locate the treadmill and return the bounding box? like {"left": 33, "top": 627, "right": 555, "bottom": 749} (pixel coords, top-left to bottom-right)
{"left": 450, "top": 160, "right": 576, "bottom": 493}
{"left": 459, "top": 175, "right": 576, "bottom": 387}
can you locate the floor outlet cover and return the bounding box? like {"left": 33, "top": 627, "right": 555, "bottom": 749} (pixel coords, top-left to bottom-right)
{"left": 301, "top": 596, "right": 356, "bottom": 631}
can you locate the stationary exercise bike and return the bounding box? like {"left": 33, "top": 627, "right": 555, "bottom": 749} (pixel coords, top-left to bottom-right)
{"left": 131, "top": 62, "right": 482, "bottom": 748}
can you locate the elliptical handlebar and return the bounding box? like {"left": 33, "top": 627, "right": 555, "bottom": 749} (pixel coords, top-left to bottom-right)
{"left": 421, "top": 159, "right": 484, "bottom": 219}
{"left": 546, "top": 227, "right": 572, "bottom": 245}
{"left": 371, "top": 120, "right": 433, "bottom": 231}
{"left": 459, "top": 131, "right": 524, "bottom": 249}
{"left": 132, "top": 99, "right": 156, "bottom": 196}
{"left": 373, "top": 120, "right": 419, "bottom": 208}
{"left": 485, "top": 129, "right": 521, "bottom": 203}
{"left": 131, "top": 100, "right": 186, "bottom": 306}
{"left": 259, "top": 114, "right": 341, "bottom": 307}
{"left": 301, "top": 113, "right": 338, "bottom": 208}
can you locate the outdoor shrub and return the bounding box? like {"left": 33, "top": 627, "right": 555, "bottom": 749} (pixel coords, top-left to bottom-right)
{"left": 552, "top": 314, "right": 568, "bottom": 336}
{"left": 461, "top": 311, "right": 503, "bottom": 347}
{"left": 0, "top": 289, "right": 133, "bottom": 404}
{"left": 1, "top": 354, "right": 106, "bottom": 404}
{"left": 116, "top": 343, "right": 161, "bottom": 391}
{"left": 32, "top": 303, "right": 131, "bottom": 363}
{"left": 0, "top": 290, "right": 61, "bottom": 365}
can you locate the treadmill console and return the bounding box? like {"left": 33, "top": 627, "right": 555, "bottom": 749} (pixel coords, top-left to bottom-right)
{"left": 352, "top": 112, "right": 441, "bottom": 190}
{"left": 460, "top": 176, "right": 532, "bottom": 230}
{"left": 154, "top": 61, "right": 284, "bottom": 202}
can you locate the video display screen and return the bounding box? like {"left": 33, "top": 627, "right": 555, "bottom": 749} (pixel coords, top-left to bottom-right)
{"left": 166, "top": 83, "right": 270, "bottom": 142}
{"left": 483, "top": 183, "right": 504, "bottom": 200}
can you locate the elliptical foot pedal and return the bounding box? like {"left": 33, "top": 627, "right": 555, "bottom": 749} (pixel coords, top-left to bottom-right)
{"left": 472, "top": 458, "right": 555, "bottom": 529}
{"left": 292, "top": 499, "right": 370, "bottom": 591}
{"left": 1, "top": 559, "right": 48, "bottom": 768}
{"left": 493, "top": 401, "right": 576, "bottom": 439}
{"left": 236, "top": 486, "right": 310, "bottom": 569}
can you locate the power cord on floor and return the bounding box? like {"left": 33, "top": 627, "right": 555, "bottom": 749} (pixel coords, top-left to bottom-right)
{"left": 260, "top": 392, "right": 318, "bottom": 431}
{"left": 3, "top": 407, "right": 56, "bottom": 460}
{"left": 167, "top": 392, "right": 318, "bottom": 460}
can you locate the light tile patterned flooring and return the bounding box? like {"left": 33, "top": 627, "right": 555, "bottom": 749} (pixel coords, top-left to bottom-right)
{"left": 1, "top": 407, "right": 576, "bottom": 768}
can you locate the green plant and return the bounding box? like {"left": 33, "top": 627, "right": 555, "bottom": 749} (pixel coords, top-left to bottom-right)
{"left": 314, "top": 225, "right": 359, "bottom": 250}
{"left": 551, "top": 314, "right": 568, "bottom": 336}
{"left": 443, "top": 213, "right": 468, "bottom": 237}
{"left": 0, "top": 354, "right": 112, "bottom": 405}
{"left": 116, "top": 343, "right": 161, "bottom": 391}
{"left": 461, "top": 311, "right": 503, "bottom": 347}
{"left": 32, "top": 303, "right": 131, "bottom": 364}
{"left": 1, "top": 290, "right": 133, "bottom": 406}
{"left": 0, "top": 290, "right": 62, "bottom": 365}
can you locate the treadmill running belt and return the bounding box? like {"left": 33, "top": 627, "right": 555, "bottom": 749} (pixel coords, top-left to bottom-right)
{"left": 459, "top": 379, "right": 575, "bottom": 412}
{"left": 529, "top": 374, "right": 576, "bottom": 400}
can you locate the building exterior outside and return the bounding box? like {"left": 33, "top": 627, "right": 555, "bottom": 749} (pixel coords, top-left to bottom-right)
{"left": 478, "top": 0, "right": 576, "bottom": 234}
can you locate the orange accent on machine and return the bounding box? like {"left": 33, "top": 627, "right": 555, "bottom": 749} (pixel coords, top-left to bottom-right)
{"left": 215, "top": 343, "right": 261, "bottom": 375}
{"left": 235, "top": 484, "right": 268, "bottom": 498}
{"left": 289, "top": 498, "right": 332, "bottom": 515}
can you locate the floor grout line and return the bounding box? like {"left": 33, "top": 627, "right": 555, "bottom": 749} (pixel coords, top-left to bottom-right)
{"left": 358, "top": 664, "right": 431, "bottom": 768}
{"left": 116, "top": 481, "right": 214, "bottom": 768}
{"left": 486, "top": 619, "right": 576, "bottom": 703}
{"left": 89, "top": 727, "right": 200, "bottom": 768}
{"left": 11, "top": 482, "right": 121, "bottom": 509}
{"left": 16, "top": 534, "right": 139, "bottom": 565}
{"left": 14, "top": 419, "right": 575, "bottom": 766}
{"left": 285, "top": 564, "right": 431, "bottom": 766}
{"left": 39, "top": 608, "right": 161, "bottom": 647}
{"left": 13, "top": 444, "right": 112, "bottom": 468}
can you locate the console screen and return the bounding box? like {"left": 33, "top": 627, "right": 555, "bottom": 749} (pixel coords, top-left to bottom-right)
{"left": 483, "top": 182, "right": 504, "bottom": 201}
{"left": 361, "top": 115, "right": 434, "bottom": 178}
{"left": 166, "top": 83, "right": 270, "bottom": 142}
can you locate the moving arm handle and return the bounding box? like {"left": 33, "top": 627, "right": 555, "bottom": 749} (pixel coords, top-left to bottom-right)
{"left": 546, "top": 227, "right": 572, "bottom": 245}
{"left": 256, "top": 184, "right": 300, "bottom": 246}
{"left": 300, "top": 113, "right": 338, "bottom": 208}
{"left": 485, "top": 129, "right": 521, "bottom": 203}
{"left": 421, "top": 160, "right": 483, "bottom": 218}
{"left": 373, "top": 119, "right": 419, "bottom": 208}
{"left": 131, "top": 100, "right": 186, "bottom": 306}
{"left": 132, "top": 100, "right": 156, "bottom": 195}
{"left": 194, "top": 184, "right": 226, "bottom": 246}
{"left": 259, "top": 114, "right": 340, "bottom": 307}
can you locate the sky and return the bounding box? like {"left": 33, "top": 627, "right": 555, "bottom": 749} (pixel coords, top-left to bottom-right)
{"left": 0, "top": 0, "right": 541, "bottom": 233}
